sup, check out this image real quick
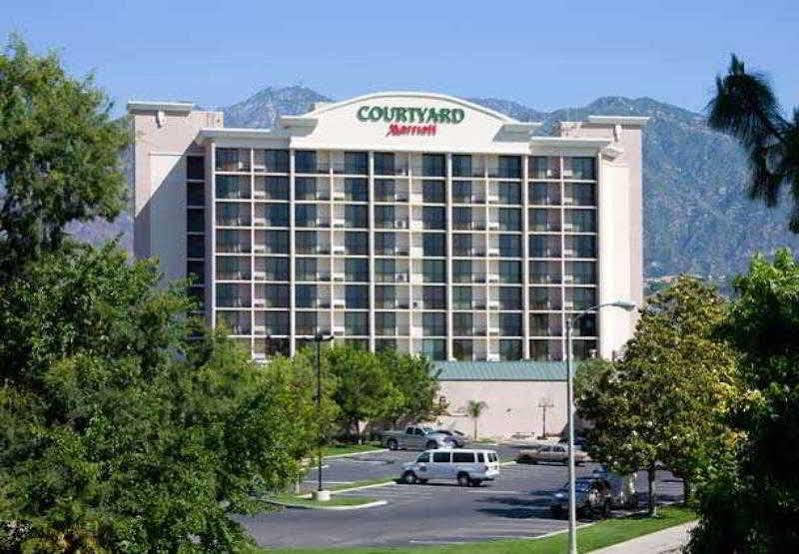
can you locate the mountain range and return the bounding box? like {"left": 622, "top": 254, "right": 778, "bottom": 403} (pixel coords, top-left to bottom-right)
{"left": 73, "top": 85, "right": 799, "bottom": 287}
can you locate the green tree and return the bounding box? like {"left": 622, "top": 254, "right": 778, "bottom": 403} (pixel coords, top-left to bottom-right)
{"left": 689, "top": 249, "right": 799, "bottom": 552}
{"left": 376, "top": 349, "right": 444, "bottom": 428}
{"left": 0, "top": 245, "right": 318, "bottom": 552}
{"left": 707, "top": 54, "right": 799, "bottom": 231}
{"left": 0, "top": 36, "right": 127, "bottom": 280}
{"left": 465, "top": 400, "right": 488, "bottom": 440}
{"left": 325, "top": 345, "right": 401, "bottom": 443}
{"left": 576, "top": 276, "right": 738, "bottom": 515}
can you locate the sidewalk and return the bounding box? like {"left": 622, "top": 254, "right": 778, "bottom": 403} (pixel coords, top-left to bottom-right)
{"left": 592, "top": 521, "right": 697, "bottom": 553}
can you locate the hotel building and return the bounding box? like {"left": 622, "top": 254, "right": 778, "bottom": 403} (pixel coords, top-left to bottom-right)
{"left": 129, "top": 92, "right": 646, "bottom": 436}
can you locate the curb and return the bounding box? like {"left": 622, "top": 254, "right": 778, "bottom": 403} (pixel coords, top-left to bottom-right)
{"left": 323, "top": 448, "right": 388, "bottom": 459}
{"left": 328, "top": 480, "right": 397, "bottom": 494}
{"left": 266, "top": 498, "right": 388, "bottom": 511}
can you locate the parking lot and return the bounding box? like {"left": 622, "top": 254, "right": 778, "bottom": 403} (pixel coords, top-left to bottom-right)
{"left": 238, "top": 445, "right": 684, "bottom": 549}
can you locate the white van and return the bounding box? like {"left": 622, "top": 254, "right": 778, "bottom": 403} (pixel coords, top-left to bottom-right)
{"left": 399, "top": 449, "right": 500, "bottom": 486}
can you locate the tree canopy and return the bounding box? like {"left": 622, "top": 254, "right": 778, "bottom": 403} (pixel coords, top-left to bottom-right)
{"left": 707, "top": 54, "right": 799, "bottom": 231}
{"left": 576, "top": 276, "right": 738, "bottom": 515}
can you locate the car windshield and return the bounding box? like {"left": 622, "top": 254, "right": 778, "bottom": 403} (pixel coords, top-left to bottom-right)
{"left": 423, "top": 426, "right": 434, "bottom": 433}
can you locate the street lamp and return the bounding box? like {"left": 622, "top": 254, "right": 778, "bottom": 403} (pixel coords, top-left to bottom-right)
{"left": 565, "top": 300, "right": 635, "bottom": 554}
{"left": 312, "top": 332, "right": 334, "bottom": 501}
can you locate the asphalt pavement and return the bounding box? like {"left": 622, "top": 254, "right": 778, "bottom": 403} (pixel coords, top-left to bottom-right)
{"left": 239, "top": 444, "right": 684, "bottom": 549}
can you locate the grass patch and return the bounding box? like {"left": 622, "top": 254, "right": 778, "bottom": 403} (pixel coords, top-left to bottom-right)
{"left": 319, "top": 442, "right": 383, "bottom": 458}
{"left": 327, "top": 477, "right": 397, "bottom": 491}
{"left": 270, "top": 494, "right": 377, "bottom": 509}
{"left": 250, "top": 505, "right": 695, "bottom": 553}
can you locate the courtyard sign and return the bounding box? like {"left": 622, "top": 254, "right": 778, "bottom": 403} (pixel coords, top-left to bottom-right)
{"left": 357, "top": 105, "right": 465, "bottom": 137}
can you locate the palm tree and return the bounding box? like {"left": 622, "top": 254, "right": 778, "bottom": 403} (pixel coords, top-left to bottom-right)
{"left": 707, "top": 54, "right": 799, "bottom": 230}
{"left": 465, "top": 400, "right": 488, "bottom": 440}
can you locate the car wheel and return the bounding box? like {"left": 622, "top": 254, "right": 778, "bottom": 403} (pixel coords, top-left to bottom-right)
{"left": 401, "top": 471, "right": 418, "bottom": 485}
{"left": 426, "top": 440, "right": 438, "bottom": 450}
{"left": 387, "top": 439, "right": 398, "bottom": 451}
{"left": 470, "top": 479, "right": 483, "bottom": 487}
{"left": 457, "top": 473, "right": 471, "bottom": 487}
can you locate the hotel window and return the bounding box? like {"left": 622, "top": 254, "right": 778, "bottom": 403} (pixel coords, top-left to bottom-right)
{"left": 452, "top": 339, "right": 473, "bottom": 361}
{"left": 452, "top": 286, "right": 472, "bottom": 310}
{"left": 422, "top": 154, "right": 446, "bottom": 177}
{"left": 499, "top": 339, "right": 522, "bottom": 361}
{"left": 295, "top": 258, "right": 317, "bottom": 281}
{"left": 216, "top": 175, "right": 248, "bottom": 199}
{"left": 344, "top": 152, "right": 368, "bottom": 175}
{"left": 452, "top": 260, "right": 472, "bottom": 283}
{"left": 265, "top": 204, "right": 289, "bottom": 227}
{"left": 422, "top": 339, "right": 446, "bottom": 361}
{"left": 530, "top": 208, "right": 560, "bottom": 232}
{"left": 530, "top": 340, "right": 558, "bottom": 361}
{"left": 374, "top": 152, "right": 395, "bottom": 176}
{"left": 453, "top": 312, "right": 473, "bottom": 336}
{"left": 216, "top": 203, "right": 244, "bottom": 226}
{"left": 500, "top": 313, "right": 522, "bottom": 336}
{"left": 375, "top": 285, "right": 396, "bottom": 308}
{"left": 568, "top": 261, "right": 597, "bottom": 284}
{"left": 423, "top": 233, "right": 446, "bottom": 257}
{"left": 575, "top": 313, "right": 597, "bottom": 337}
{"left": 530, "top": 182, "right": 560, "bottom": 205}
{"left": 187, "top": 209, "right": 205, "bottom": 232}
{"left": 187, "top": 235, "right": 205, "bottom": 258}
{"left": 294, "top": 231, "right": 317, "bottom": 254}
{"left": 498, "top": 182, "right": 521, "bottom": 204}
{"left": 499, "top": 287, "right": 522, "bottom": 310}
{"left": 216, "top": 148, "right": 246, "bottom": 171}
{"left": 295, "top": 177, "right": 318, "bottom": 200}
{"left": 423, "top": 286, "right": 446, "bottom": 310}
{"left": 187, "top": 156, "right": 205, "bottom": 180}
{"left": 345, "top": 312, "right": 369, "bottom": 335}
{"left": 345, "top": 205, "right": 368, "bottom": 228}
{"left": 423, "top": 313, "right": 446, "bottom": 336}
{"left": 263, "top": 149, "right": 290, "bottom": 173}
{"left": 453, "top": 234, "right": 472, "bottom": 256}
{"left": 216, "top": 284, "right": 244, "bottom": 307}
{"left": 423, "top": 260, "right": 446, "bottom": 283}
{"left": 498, "top": 234, "right": 521, "bottom": 257}
{"left": 295, "top": 312, "right": 318, "bottom": 336}
{"left": 375, "top": 259, "right": 395, "bottom": 282}
{"left": 499, "top": 261, "right": 522, "bottom": 284}
{"left": 295, "top": 285, "right": 316, "bottom": 308}
{"left": 345, "top": 232, "right": 368, "bottom": 255}
{"left": 217, "top": 257, "right": 242, "bottom": 280}
{"left": 566, "top": 210, "right": 596, "bottom": 232}
{"left": 264, "top": 257, "right": 289, "bottom": 281}
{"left": 295, "top": 204, "right": 316, "bottom": 228}
{"left": 294, "top": 151, "right": 317, "bottom": 173}
{"left": 264, "top": 312, "right": 290, "bottom": 335}
{"left": 374, "top": 179, "right": 396, "bottom": 202}
{"left": 498, "top": 155, "right": 521, "bottom": 179}
{"left": 187, "top": 182, "right": 205, "bottom": 206}
{"left": 374, "top": 232, "right": 396, "bottom": 255}
{"left": 452, "top": 207, "right": 472, "bottom": 230}
{"left": 566, "top": 183, "right": 596, "bottom": 206}
{"left": 498, "top": 208, "right": 521, "bottom": 231}
{"left": 345, "top": 285, "right": 369, "bottom": 309}
{"left": 567, "top": 157, "right": 596, "bottom": 180}
{"left": 452, "top": 155, "right": 472, "bottom": 178}
{"left": 187, "top": 260, "right": 204, "bottom": 285}
{"left": 216, "top": 311, "right": 248, "bottom": 335}
{"left": 263, "top": 176, "right": 289, "bottom": 200}
{"left": 345, "top": 178, "right": 368, "bottom": 201}
{"left": 374, "top": 205, "right": 395, "bottom": 228}
{"left": 423, "top": 207, "right": 446, "bottom": 230}
{"left": 566, "top": 235, "right": 597, "bottom": 258}
{"left": 422, "top": 180, "right": 446, "bottom": 203}
{"left": 375, "top": 312, "right": 396, "bottom": 335}
{"left": 265, "top": 285, "right": 290, "bottom": 308}
{"left": 573, "top": 340, "right": 598, "bottom": 360}
{"left": 376, "top": 339, "right": 397, "bottom": 351}
{"left": 452, "top": 180, "right": 472, "bottom": 203}
{"left": 345, "top": 259, "right": 369, "bottom": 282}
{"left": 529, "top": 156, "right": 557, "bottom": 179}
{"left": 569, "top": 287, "right": 596, "bottom": 310}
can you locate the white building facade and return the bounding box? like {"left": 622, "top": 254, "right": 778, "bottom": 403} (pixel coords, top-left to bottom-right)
{"left": 129, "top": 92, "right": 645, "bottom": 436}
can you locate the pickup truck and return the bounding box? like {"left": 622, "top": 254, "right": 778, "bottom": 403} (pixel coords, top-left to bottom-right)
{"left": 381, "top": 425, "right": 456, "bottom": 451}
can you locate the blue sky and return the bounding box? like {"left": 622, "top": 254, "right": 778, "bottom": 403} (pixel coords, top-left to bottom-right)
{"left": 3, "top": 0, "right": 797, "bottom": 115}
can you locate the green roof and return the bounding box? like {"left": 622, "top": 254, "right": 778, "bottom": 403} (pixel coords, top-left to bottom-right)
{"left": 434, "top": 361, "right": 566, "bottom": 381}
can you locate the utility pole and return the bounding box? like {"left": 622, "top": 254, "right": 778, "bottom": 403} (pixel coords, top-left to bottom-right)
{"left": 538, "top": 397, "right": 554, "bottom": 438}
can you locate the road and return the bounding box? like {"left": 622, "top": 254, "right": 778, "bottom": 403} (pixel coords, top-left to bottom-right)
{"left": 238, "top": 445, "right": 684, "bottom": 549}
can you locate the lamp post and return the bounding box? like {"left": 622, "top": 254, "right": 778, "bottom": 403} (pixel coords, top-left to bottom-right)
{"left": 565, "top": 300, "right": 635, "bottom": 554}
{"left": 312, "top": 332, "right": 334, "bottom": 501}
{"left": 538, "top": 397, "right": 554, "bottom": 439}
